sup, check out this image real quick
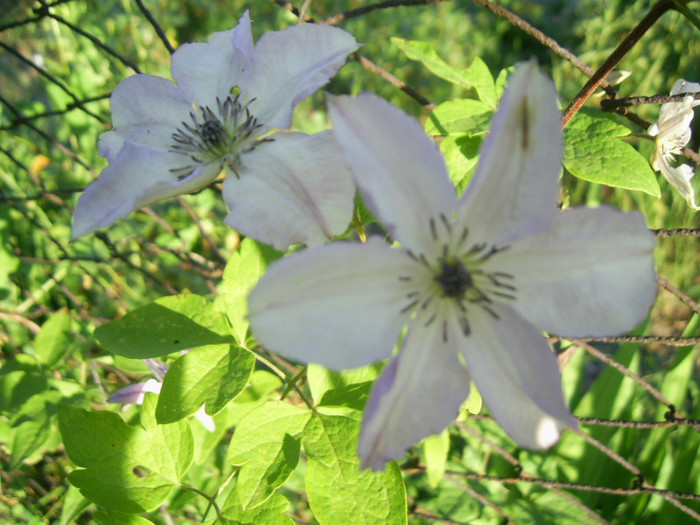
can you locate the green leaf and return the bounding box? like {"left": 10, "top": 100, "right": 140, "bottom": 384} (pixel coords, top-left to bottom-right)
{"left": 564, "top": 109, "right": 661, "bottom": 196}
{"left": 222, "top": 490, "right": 294, "bottom": 525}
{"left": 228, "top": 401, "right": 311, "bottom": 509}
{"left": 58, "top": 394, "right": 194, "bottom": 513}
{"left": 222, "top": 238, "right": 282, "bottom": 344}
{"left": 425, "top": 99, "right": 493, "bottom": 136}
{"left": 423, "top": 430, "right": 449, "bottom": 488}
{"left": 156, "top": 344, "right": 255, "bottom": 424}
{"left": 392, "top": 38, "right": 497, "bottom": 107}
{"left": 440, "top": 134, "right": 482, "bottom": 194}
{"left": 303, "top": 412, "right": 407, "bottom": 525}
{"left": 94, "top": 511, "right": 154, "bottom": 525}
{"left": 33, "top": 310, "right": 72, "bottom": 367}
{"left": 307, "top": 363, "right": 382, "bottom": 411}
{"left": 9, "top": 390, "right": 62, "bottom": 469}
{"left": 96, "top": 294, "right": 233, "bottom": 359}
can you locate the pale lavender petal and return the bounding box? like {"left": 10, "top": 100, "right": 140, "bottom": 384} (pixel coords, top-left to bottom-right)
{"left": 110, "top": 74, "right": 191, "bottom": 130}
{"left": 72, "top": 142, "right": 219, "bottom": 239}
{"left": 171, "top": 13, "right": 253, "bottom": 108}
{"left": 245, "top": 23, "right": 359, "bottom": 129}
{"left": 462, "top": 304, "right": 577, "bottom": 449}
{"left": 223, "top": 131, "right": 355, "bottom": 250}
{"left": 108, "top": 378, "right": 161, "bottom": 405}
{"left": 459, "top": 62, "right": 562, "bottom": 245}
{"left": 359, "top": 312, "right": 472, "bottom": 470}
{"left": 328, "top": 93, "right": 457, "bottom": 255}
{"left": 490, "top": 206, "right": 657, "bottom": 337}
{"left": 248, "top": 238, "right": 419, "bottom": 369}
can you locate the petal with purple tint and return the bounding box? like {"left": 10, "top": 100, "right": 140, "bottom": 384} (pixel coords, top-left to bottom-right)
{"left": 328, "top": 93, "right": 457, "bottom": 256}
{"left": 248, "top": 238, "right": 418, "bottom": 370}
{"left": 490, "top": 206, "right": 657, "bottom": 337}
{"left": 223, "top": 131, "right": 355, "bottom": 251}
{"left": 245, "top": 23, "right": 359, "bottom": 129}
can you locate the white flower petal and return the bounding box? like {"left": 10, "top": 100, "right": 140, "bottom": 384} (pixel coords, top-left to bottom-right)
{"left": 459, "top": 62, "right": 562, "bottom": 244}
{"left": 491, "top": 206, "right": 657, "bottom": 337}
{"left": 111, "top": 74, "right": 191, "bottom": 130}
{"left": 171, "top": 14, "right": 253, "bottom": 108}
{"left": 462, "top": 304, "right": 577, "bottom": 449}
{"left": 328, "top": 93, "right": 458, "bottom": 255}
{"left": 223, "top": 131, "right": 355, "bottom": 250}
{"left": 358, "top": 316, "right": 472, "bottom": 470}
{"left": 248, "top": 238, "right": 416, "bottom": 369}
{"left": 72, "top": 142, "right": 219, "bottom": 239}
{"left": 245, "top": 23, "right": 359, "bottom": 129}
{"left": 655, "top": 155, "right": 700, "bottom": 211}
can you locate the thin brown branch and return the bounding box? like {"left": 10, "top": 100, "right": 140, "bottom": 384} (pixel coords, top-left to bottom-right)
{"left": 322, "top": 0, "right": 451, "bottom": 25}
{"left": 562, "top": 0, "right": 677, "bottom": 127}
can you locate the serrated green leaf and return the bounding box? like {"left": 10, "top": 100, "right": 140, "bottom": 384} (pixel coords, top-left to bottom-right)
{"left": 222, "top": 238, "right": 282, "bottom": 344}
{"left": 156, "top": 344, "right": 255, "bottom": 424}
{"left": 303, "top": 413, "right": 407, "bottom": 525}
{"left": 96, "top": 295, "right": 233, "bottom": 359}
{"left": 33, "top": 310, "right": 73, "bottom": 367}
{"left": 58, "top": 484, "right": 92, "bottom": 525}
{"left": 423, "top": 430, "right": 449, "bottom": 488}
{"left": 307, "top": 363, "right": 382, "bottom": 411}
{"left": 425, "top": 99, "right": 493, "bottom": 137}
{"left": 564, "top": 109, "right": 661, "bottom": 196}
{"left": 392, "top": 38, "right": 496, "bottom": 107}
{"left": 228, "top": 401, "right": 311, "bottom": 509}
{"left": 58, "top": 394, "right": 193, "bottom": 513}
{"left": 222, "top": 490, "right": 294, "bottom": 525}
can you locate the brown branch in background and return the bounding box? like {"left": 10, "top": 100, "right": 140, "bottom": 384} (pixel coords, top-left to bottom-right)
{"left": 133, "top": 0, "right": 175, "bottom": 54}
{"left": 470, "top": 0, "right": 618, "bottom": 97}
{"left": 658, "top": 275, "right": 700, "bottom": 316}
{"left": 47, "top": 11, "right": 142, "bottom": 73}
{"left": 352, "top": 53, "right": 434, "bottom": 107}
{"left": 321, "top": 0, "right": 450, "bottom": 25}
{"left": 0, "top": 41, "right": 107, "bottom": 125}
{"left": 578, "top": 416, "right": 700, "bottom": 429}
{"left": 562, "top": 0, "right": 677, "bottom": 127}
{"left": 177, "top": 197, "right": 227, "bottom": 264}
{"left": 653, "top": 228, "right": 700, "bottom": 237}
{"left": 570, "top": 339, "right": 675, "bottom": 408}
{"left": 571, "top": 335, "right": 700, "bottom": 346}
{"left": 601, "top": 92, "right": 700, "bottom": 109}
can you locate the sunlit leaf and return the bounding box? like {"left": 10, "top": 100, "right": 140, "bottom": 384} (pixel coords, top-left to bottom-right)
{"left": 222, "top": 238, "right": 282, "bottom": 344}
{"left": 303, "top": 412, "right": 407, "bottom": 525}
{"left": 564, "top": 109, "right": 661, "bottom": 196}
{"left": 156, "top": 344, "right": 255, "bottom": 424}
{"left": 95, "top": 294, "right": 233, "bottom": 358}
{"left": 58, "top": 394, "right": 193, "bottom": 513}
{"left": 227, "top": 401, "right": 311, "bottom": 509}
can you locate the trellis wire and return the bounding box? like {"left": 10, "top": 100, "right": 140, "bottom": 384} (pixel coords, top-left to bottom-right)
{"left": 1, "top": 0, "right": 698, "bottom": 523}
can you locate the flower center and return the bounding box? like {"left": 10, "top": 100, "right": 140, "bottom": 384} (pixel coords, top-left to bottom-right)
{"left": 398, "top": 214, "right": 517, "bottom": 342}
{"left": 435, "top": 259, "right": 473, "bottom": 298}
{"left": 169, "top": 93, "right": 268, "bottom": 181}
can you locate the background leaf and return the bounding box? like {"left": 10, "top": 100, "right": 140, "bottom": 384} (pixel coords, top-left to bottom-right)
{"left": 95, "top": 295, "right": 233, "bottom": 358}
{"left": 156, "top": 344, "right": 255, "bottom": 424}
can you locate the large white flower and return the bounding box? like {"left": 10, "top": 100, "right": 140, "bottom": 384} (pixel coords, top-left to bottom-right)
{"left": 72, "top": 12, "right": 359, "bottom": 250}
{"left": 648, "top": 78, "right": 700, "bottom": 211}
{"left": 248, "top": 63, "right": 657, "bottom": 470}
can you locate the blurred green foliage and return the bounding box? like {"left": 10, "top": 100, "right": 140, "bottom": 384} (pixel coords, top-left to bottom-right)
{"left": 1, "top": 0, "right": 699, "bottom": 523}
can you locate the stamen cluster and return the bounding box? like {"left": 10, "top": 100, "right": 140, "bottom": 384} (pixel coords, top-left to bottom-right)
{"left": 169, "top": 94, "right": 263, "bottom": 180}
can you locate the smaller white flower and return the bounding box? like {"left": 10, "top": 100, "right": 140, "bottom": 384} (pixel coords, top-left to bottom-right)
{"left": 107, "top": 359, "right": 215, "bottom": 431}
{"left": 72, "top": 11, "right": 359, "bottom": 250}
{"left": 648, "top": 79, "right": 700, "bottom": 210}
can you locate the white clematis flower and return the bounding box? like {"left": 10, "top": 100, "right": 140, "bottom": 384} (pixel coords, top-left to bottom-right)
{"left": 72, "top": 11, "right": 359, "bottom": 250}
{"left": 648, "top": 79, "right": 700, "bottom": 211}
{"left": 248, "top": 63, "right": 657, "bottom": 470}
